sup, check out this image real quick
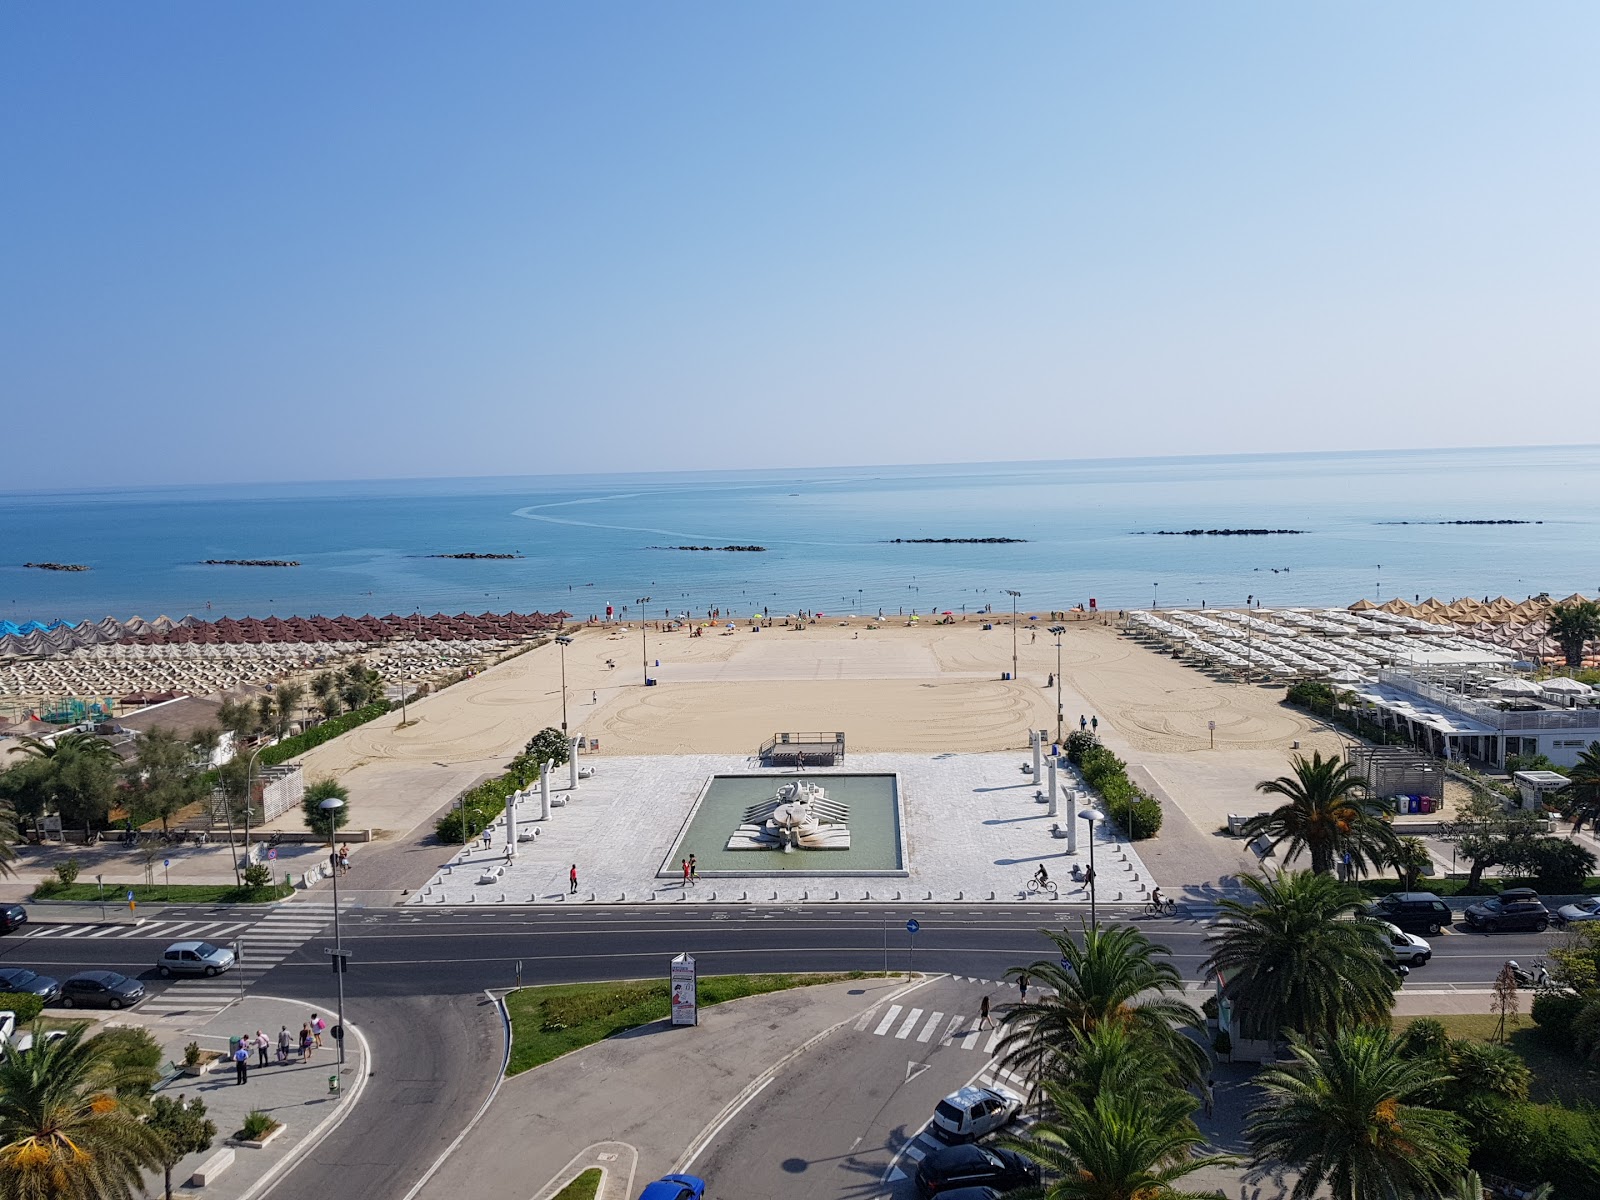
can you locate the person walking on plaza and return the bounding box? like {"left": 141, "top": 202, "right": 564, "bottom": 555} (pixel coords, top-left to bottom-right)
{"left": 688, "top": 854, "right": 698, "bottom": 884}
{"left": 570, "top": 863, "right": 579, "bottom": 894}
{"left": 979, "top": 995, "right": 992, "bottom": 1029}
{"left": 233, "top": 1042, "right": 249, "bottom": 1085}
{"left": 311, "top": 1013, "right": 324, "bottom": 1048}
{"left": 1091, "top": 715, "right": 1098, "bottom": 733}
{"left": 1079, "top": 714, "right": 1088, "bottom": 732}
{"left": 277, "top": 1025, "right": 292, "bottom": 1064}
{"left": 300, "top": 1023, "right": 314, "bottom": 1063}
{"left": 1018, "top": 972, "right": 1030, "bottom": 1001}
{"left": 255, "top": 1029, "right": 269, "bottom": 1068}
{"left": 682, "top": 859, "right": 691, "bottom": 887}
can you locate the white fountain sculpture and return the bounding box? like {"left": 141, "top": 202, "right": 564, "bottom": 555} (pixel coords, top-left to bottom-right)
{"left": 726, "top": 780, "right": 851, "bottom": 852}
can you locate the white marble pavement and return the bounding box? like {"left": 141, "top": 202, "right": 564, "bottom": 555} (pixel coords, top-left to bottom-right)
{"left": 409, "top": 750, "right": 1154, "bottom": 906}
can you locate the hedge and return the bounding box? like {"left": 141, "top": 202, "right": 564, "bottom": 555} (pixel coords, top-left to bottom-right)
{"left": 260, "top": 700, "right": 391, "bottom": 766}
{"left": 436, "top": 773, "right": 522, "bottom": 844}
{"left": 1066, "top": 739, "right": 1163, "bottom": 840}
{"left": 1470, "top": 1095, "right": 1600, "bottom": 1196}
{"left": 0, "top": 993, "right": 45, "bottom": 1023}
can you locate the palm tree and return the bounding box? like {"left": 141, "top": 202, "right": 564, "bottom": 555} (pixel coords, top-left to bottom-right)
{"left": 1548, "top": 600, "right": 1600, "bottom": 670}
{"left": 1203, "top": 870, "right": 1397, "bottom": 1044}
{"left": 339, "top": 660, "right": 384, "bottom": 711}
{"left": 1247, "top": 1027, "right": 1468, "bottom": 1200}
{"left": 1244, "top": 751, "right": 1395, "bottom": 876}
{"left": 996, "top": 924, "right": 1207, "bottom": 1094}
{"left": 1004, "top": 1082, "right": 1235, "bottom": 1200}
{"left": 1386, "top": 836, "right": 1433, "bottom": 890}
{"left": 0, "top": 1021, "right": 165, "bottom": 1200}
{"left": 1560, "top": 741, "right": 1600, "bottom": 833}
{"left": 7, "top": 733, "right": 120, "bottom": 843}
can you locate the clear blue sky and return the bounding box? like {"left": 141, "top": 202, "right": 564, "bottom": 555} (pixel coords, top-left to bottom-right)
{"left": 4, "top": 3, "right": 1597, "bottom": 488}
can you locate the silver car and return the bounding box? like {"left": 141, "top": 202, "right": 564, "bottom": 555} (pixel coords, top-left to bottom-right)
{"left": 1556, "top": 897, "right": 1600, "bottom": 926}
{"left": 1376, "top": 920, "right": 1432, "bottom": 965}
{"left": 156, "top": 940, "right": 236, "bottom": 978}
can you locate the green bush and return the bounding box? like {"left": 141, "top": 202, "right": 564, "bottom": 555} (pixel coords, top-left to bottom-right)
{"left": 1472, "top": 1097, "right": 1600, "bottom": 1196}
{"left": 1063, "top": 730, "right": 1097, "bottom": 764}
{"left": 1286, "top": 680, "right": 1338, "bottom": 710}
{"left": 241, "top": 861, "right": 273, "bottom": 890}
{"left": 1532, "top": 990, "right": 1587, "bottom": 1039}
{"left": 435, "top": 773, "right": 523, "bottom": 844}
{"left": 0, "top": 993, "right": 45, "bottom": 1023}
{"left": 89, "top": 1025, "right": 163, "bottom": 1095}
{"left": 239, "top": 1110, "right": 278, "bottom": 1141}
{"left": 54, "top": 857, "right": 81, "bottom": 887}
{"left": 1398, "top": 1017, "right": 1450, "bottom": 1059}
{"left": 259, "top": 700, "right": 390, "bottom": 767}
{"left": 1074, "top": 744, "right": 1162, "bottom": 839}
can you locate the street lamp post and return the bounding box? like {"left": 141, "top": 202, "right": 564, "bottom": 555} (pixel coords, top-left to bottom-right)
{"left": 1079, "top": 806, "right": 1104, "bottom": 927}
{"left": 1152, "top": 582, "right": 1159, "bottom": 610}
{"left": 319, "top": 797, "right": 348, "bottom": 1066}
{"left": 1048, "top": 624, "right": 1066, "bottom": 744}
{"left": 555, "top": 635, "right": 573, "bottom": 733}
{"left": 641, "top": 621, "right": 649, "bottom": 686}
{"left": 239, "top": 743, "right": 266, "bottom": 885}
{"left": 1004, "top": 589, "right": 1021, "bottom": 683}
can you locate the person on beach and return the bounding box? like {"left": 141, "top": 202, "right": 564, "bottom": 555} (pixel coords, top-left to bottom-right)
{"left": 255, "top": 1029, "right": 269, "bottom": 1068}
{"left": 1091, "top": 715, "right": 1098, "bottom": 733}
{"left": 1079, "top": 714, "right": 1087, "bottom": 732}
{"left": 570, "top": 863, "right": 579, "bottom": 893}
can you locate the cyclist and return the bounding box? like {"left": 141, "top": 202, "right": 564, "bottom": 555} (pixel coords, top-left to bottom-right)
{"left": 1033, "top": 864, "right": 1051, "bottom": 890}
{"left": 1150, "top": 886, "right": 1164, "bottom": 909}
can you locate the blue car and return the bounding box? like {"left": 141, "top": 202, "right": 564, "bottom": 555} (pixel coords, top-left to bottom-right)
{"left": 638, "top": 1175, "right": 705, "bottom": 1200}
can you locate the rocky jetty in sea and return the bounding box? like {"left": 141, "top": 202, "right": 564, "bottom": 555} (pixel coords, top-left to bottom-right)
{"left": 1376, "top": 519, "right": 1541, "bottom": 526}
{"left": 24, "top": 562, "right": 89, "bottom": 572}
{"left": 886, "top": 537, "right": 1028, "bottom": 544}
{"left": 1141, "top": 529, "right": 1304, "bottom": 536}
{"left": 651, "top": 545, "right": 768, "bottom": 552}
{"left": 200, "top": 559, "right": 300, "bottom": 567}
{"left": 427, "top": 552, "right": 524, "bottom": 559}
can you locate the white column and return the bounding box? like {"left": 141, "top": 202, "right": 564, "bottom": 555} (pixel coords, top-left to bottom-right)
{"left": 1032, "top": 729, "right": 1043, "bottom": 781}
{"left": 540, "top": 767, "right": 551, "bottom": 820}
{"left": 1047, "top": 756, "right": 1059, "bottom": 818}
{"left": 1066, "top": 788, "right": 1079, "bottom": 854}
{"left": 505, "top": 789, "right": 518, "bottom": 857}
{"left": 569, "top": 739, "right": 580, "bottom": 789}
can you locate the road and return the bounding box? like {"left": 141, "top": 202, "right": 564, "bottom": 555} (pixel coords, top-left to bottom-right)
{"left": 0, "top": 903, "right": 1561, "bottom": 1200}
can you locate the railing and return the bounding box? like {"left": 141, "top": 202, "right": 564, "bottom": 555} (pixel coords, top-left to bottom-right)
{"left": 758, "top": 732, "right": 846, "bottom": 761}
{"left": 1377, "top": 671, "right": 1600, "bottom": 731}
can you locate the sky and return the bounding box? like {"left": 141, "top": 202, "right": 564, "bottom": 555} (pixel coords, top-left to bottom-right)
{"left": 4, "top": 3, "right": 1598, "bottom": 489}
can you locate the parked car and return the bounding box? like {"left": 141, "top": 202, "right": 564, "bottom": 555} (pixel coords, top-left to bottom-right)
{"left": 59, "top": 971, "right": 145, "bottom": 1010}
{"left": 1374, "top": 921, "right": 1432, "bottom": 965}
{"left": 916, "top": 1145, "right": 1040, "bottom": 1196}
{"left": 1555, "top": 897, "right": 1600, "bottom": 926}
{"left": 1366, "top": 892, "right": 1453, "bottom": 936}
{"left": 931, "top": 1085, "right": 1021, "bottom": 1142}
{"left": 0, "top": 904, "right": 27, "bottom": 934}
{"left": 637, "top": 1175, "right": 705, "bottom": 1200}
{"left": 1464, "top": 892, "right": 1550, "bottom": 933}
{"left": 156, "top": 940, "right": 236, "bottom": 978}
{"left": 0, "top": 968, "right": 62, "bottom": 1001}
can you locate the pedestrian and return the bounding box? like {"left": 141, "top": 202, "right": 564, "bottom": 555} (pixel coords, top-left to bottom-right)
{"left": 277, "top": 1025, "right": 292, "bottom": 1064}
{"left": 979, "top": 995, "right": 992, "bottom": 1029}
{"left": 1046, "top": 672, "right": 1053, "bottom": 688}
{"left": 1084, "top": 865, "right": 1096, "bottom": 890}
{"left": 504, "top": 844, "right": 514, "bottom": 865}
{"left": 255, "top": 1029, "right": 269, "bottom": 1068}
{"left": 592, "top": 690, "right": 597, "bottom": 704}
{"left": 1079, "top": 714, "right": 1087, "bottom": 732}
{"left": 233, "top": 1042, "right": 249, "bottom": 1085}
{"left": 300, "top": 1023, "right": 314, "bottom": 1062}
{"left": 338, "top": 843, "right": 351, "bottom": 874}
{"left": 312, "top": 1013, "right": 325, "bottom": 1048}
{"left": 569, "top": 863, "right": 579, "bottom": 894}
{"left": 1091, "top": 715, "right": 1098, "bottom": 733}
{"left": 1203, "top": 1075, "right": 1215, "bottom": 1118}
{"left": 1018, "top": 972, "right": 1029, "bottom": 1001}
{"left": 682, "top": 858, "right": 691, "bottom": 887}
{"left": 688, "top": 854, "right": 698, "bottom": 883}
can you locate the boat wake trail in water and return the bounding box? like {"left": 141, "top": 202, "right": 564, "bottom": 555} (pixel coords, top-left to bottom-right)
{"left": 510, "top": 493, "right": 844, "bottom": 548}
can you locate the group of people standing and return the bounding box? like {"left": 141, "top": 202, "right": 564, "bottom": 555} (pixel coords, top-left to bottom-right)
{"left": 231, "top": 1013, "right": 327, "bottom": 1083}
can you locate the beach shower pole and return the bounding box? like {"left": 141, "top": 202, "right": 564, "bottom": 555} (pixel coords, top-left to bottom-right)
{"left": 556, "top": 636, "right": 573, "bottom": 733}
{"left": 1049, "top": 625, "right": 1066, "bottom": 744}
{"left": 1004, "top": 590, "right": 1021, "bottom": 683}
{"left": 642, "top": 622, "right": 649, "bottom": 685}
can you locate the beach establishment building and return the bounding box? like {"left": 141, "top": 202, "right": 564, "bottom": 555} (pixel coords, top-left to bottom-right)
{"left": 1353, "top": 661, "right": 1600, "bottom": 769}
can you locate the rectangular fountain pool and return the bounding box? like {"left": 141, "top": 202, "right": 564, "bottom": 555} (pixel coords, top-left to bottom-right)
{"left": 661, "top": 773, "right": 905, "bottom": 876}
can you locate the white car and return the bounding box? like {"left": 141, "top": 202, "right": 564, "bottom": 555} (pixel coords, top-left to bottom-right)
{"left": 931, "top": 1085, "right": 1021, "bottom": 1143}
{"left": 1556, "top": 897, "right": 1600, "bottom": 926}
{"left": 1377, "top": 920, "right": 1432, "bottom": 965}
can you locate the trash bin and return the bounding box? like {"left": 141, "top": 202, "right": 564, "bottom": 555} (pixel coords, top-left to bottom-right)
{"left": 983, "top": 623, "right": 993, "bottom": 630}
{"left": 1001, "top": 671, "right": 1011, "bottom": 681}
{"left": 1408, "top": 797, "right": 1420, "bottom": 814}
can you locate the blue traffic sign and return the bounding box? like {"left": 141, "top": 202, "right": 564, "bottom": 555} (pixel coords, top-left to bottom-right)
{"left": 126, "top": 890, "right": 134, "bottom": 901}
{"left": 163, "top": 858, "right": 170, "bottom": 868}
{"left": 906, "top": 919, "right": 920, "bottom": 935}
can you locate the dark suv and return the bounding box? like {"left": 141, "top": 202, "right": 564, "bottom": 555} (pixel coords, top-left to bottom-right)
{"left": 1366, "top": 892, "right": 1453, "bottom": 937}
{"left": 1464, "top": 889, "right": 1550, "bottom": 933}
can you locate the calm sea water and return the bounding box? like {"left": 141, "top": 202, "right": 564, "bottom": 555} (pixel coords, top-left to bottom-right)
{"left": 3, "top": 446, "right": 1598, "bottom": 625}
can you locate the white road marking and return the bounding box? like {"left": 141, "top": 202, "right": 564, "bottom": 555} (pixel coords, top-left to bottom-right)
{"left": 916, "top": 1011, "right": 943, "bottom": 1042}
{"left": 895, "top": 1008, "right": 923, "bottom": 1039}
{"left": 940, "top": 1014, "right": 965, "bottom": 1045}
{"left": 873, "top": 1005, "right": 902, "bottom": 1036}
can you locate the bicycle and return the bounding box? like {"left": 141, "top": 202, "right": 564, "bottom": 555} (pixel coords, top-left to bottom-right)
{"left": 1026, "top": 877, "right": 1059, "bottom": 897}
{"left": 1144, "top": 897, "right": 1178, "bottom": 917}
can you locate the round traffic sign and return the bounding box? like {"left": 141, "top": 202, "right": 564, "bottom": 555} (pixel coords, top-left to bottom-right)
{"left": 906, "top": 919, "right": 920, "bottom": 934}
{"left": 163, "top": 858, "right": 170, "bottom": 868}
{"left": 267, "top": 848, "right": 278, "bottom": 861}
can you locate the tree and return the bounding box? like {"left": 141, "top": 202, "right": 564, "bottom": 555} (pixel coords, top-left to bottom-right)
{"left": 8, "top": 733, "right": 120, "bottom": 841}
{"left": 1559, "top": 742, "right": 1600, "bottom": 833}
{"left": 122, "top": 727, "right": 206, "bottom": 832}
{"left": 310, "top": 671, "right": 342, "bottom": 720}
{"left": 1548, "top": 600, "right": 1600, "bottom": 670}
{"left": 147, "top": 1093, "right": 215, "bottom": 1200}
{"left": 1243, "top": 752, "right": 1396, "bottom": 876}
{"left": 0, "top": 1021, "right": 165, "bottom": 1200}
{"left": 338, "top": 660, "right": 384, "bottom": 711}
{"left": 254, "top": 696, "right": 276, "bottom": 738}
{"left": 303, "top": 778, "right": 351, "bottom": 837}
{"left": 0, "top": 755, "right": 51, "bottom": 847}
{"left": 1492, "top": 961, "right": 1520, "bottom": 1044}
{"left": 273, "top": 681, "right": 305, "bottom": 738}
{"left": 1387, "top": 836, "right": 1432, "bottom": 890}
{"left": 996, "top": 923, "right": 1207, "bottom": 1094}
{"left": 1246, "top": 1027, "right": 1469, "bottom": 1200}
{"left": 1004, "top": 1082, "right": 1236, "bottom": 1200}
{"left": 215, "top": 698, "right": 259, "bottom": 743}
{"left": 1442, "top": 792, "right": 1545, "bottom": 891}
{"left": 1203, "top": 870, "right": 1397, "bottom": 1043}
{"left": 524, "top": 727, "right": 572, "bottom": 770}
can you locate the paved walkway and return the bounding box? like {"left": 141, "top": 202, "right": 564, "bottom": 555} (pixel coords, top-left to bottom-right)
{"left": 127, "top": 992, "right": 369, "bottom": 1200}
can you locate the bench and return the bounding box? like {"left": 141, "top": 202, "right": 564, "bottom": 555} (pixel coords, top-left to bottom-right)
{"left": 189, "top": 1147, "right": 235, "bottom": 1187}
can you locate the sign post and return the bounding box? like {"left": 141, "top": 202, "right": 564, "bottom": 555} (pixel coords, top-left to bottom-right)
{"left": 906, "top": 918, "right": 919, "bottom": 976}
{"left": 670, "top": 953, "right": 697, "bottom": 1026}
{"left": 1208, "top": 719, "right": 1216, "bottom": 749}
{"left": 163, "top": 857, "right": 171, "bottom": 902}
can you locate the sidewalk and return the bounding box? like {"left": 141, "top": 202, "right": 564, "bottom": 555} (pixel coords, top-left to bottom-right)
{"left": 0, "top": 840, "right": 329, "bottom": 903}
{"left": 129, "top": 993, "right": 368, "bottom": 1200}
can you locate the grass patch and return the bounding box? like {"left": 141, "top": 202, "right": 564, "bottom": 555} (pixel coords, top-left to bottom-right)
{"left": 504, "top": 971, "right": 884, "bottom": 1076}
{"left": 32, "top": 881, "right": 294, "bottom": 905}
{"left": 551, "top": 1168, "right": 602, "bottom": 1200}
{"left": 1397, "top": 1014, "right": 1600, "bottom": 1106}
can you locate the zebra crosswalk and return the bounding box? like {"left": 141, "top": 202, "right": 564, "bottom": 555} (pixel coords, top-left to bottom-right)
{"left": 141, "top": 901, "right": 336, "bottom": 1018}
{"left": 25, "top": 918, "right": 258, "bottom": 942}
{"left": 854, "top": 1000, "right": 1006, "bottom": 1055}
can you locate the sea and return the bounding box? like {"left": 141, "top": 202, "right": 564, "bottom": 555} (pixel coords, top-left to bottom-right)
{"left": 3, "top": 445, "right": 1598, "bottom": 626}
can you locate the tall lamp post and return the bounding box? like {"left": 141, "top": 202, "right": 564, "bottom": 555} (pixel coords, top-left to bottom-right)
{"left": 319, "top": 797, "right": 348, "bottom": 1066}
{"left": 1152, "top": 582, "right": 1159, "bottom": 610}
{"left": 641, "top": 621, "right": 649, "bottom": 686}
{"left": 555, "top": 635, "right": 573, "bottom": 734}
{"left": 1079, "top": 806, "right": 1104, "bottom": 928}
{"left": 1048, "top": 624, "right": 1066, "bottom": 744}
{"left": 238, "top": 743, "right": 267, "bottom": 885}
{"left": 1004, "top": 589, "right": 1021, "bottom": 683}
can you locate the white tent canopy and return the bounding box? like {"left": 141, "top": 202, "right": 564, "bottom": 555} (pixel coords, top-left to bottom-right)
{"left": 1492, "top": 678, "right": 1544, "bottom": 696}
{"left": 1542, "top": 677, "right": 1594, "bottom": 696}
